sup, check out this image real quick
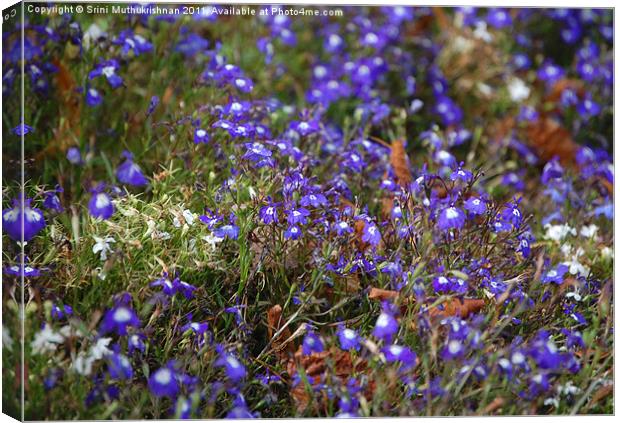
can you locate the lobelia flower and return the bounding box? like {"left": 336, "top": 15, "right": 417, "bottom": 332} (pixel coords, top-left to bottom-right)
{"left": 99, "top": 305, "right": 140, "bottom": 336}
{"left": 373, "top": 305, "right": 399, "bottom": 342}
{"left": 51, "top": 303, "right": 73, "bottom": 320}
{"left": 259, "top": 201, "right": 279, "bottom": 225}
{"left": 66, "top": 147, "right": 83, "bottom": 165}
{"left": 361, "top": 221, "right": 381, "bottom": 247}
{"left": 116, "top": 151, "right": 148, "bottom": 186}
{"left": 382, "top": 344, "right": 417, "bottom": 370}
{"left": 3, "top": 255, "right": 42, "bottom": 278}
{"left": 337, "top": 326, "right": 361, "bottom": 351}
{"left": 226, "top": 395, "right": 258, "bottom": 418}
{"left": 85, "top": 87, "right": 103, "bottom": 107}
{"left": 464, "top": 197, "right": 487, "bottom": 215}
{"left": 537, "top": 60, "right": 564, "bottom": 86}
{"left": 193, "top": 128, "right": 210, "bottom": 144}
{"left": 2, "top": 198, "right": 46, "bottom": 242}
{"left": 107, "top": 351, "right": 133, "bottom": 380}
{"left": 333, "top": 220, "right": 353, "bottom": 236}
{"left": 215, "top": 348, "right": 246, "bottom": 382}
{"left": 541, "top": 264, "right": 569, "bottom": 284}
{"left": 89, "top": 59, "right": 123, "bottom": 88}
{"left": 148, "top": 363, "right": 180, "bottom": 398}
{"left": 88, "top": 190, "right": 114, "bottom": 220}
{"left": 31, "top": 324, "right": 65, "bottom": 354}
{"left": 128, "top": 333, "right": 146, "bottom": 355}
{"left": 441, "top": 338, "right": 466, "bottom": 360}
{"left": 43, "top": 186, "right": 64, "bottom": 212}
{"left": 12, "top": 123, "right": 33, "bottom": 136}
{"left": 92, "top": 235, "right": 115, "bottom": 261}
{"left": 284, "top": 225, "right": 302, "bottom": 240}
{"left": 437, "top": 206, "right": 466, "bottom": 231}
{"left": 290, "top": 118, "right": 320, "bottom": 137}
{"left": 450, "top": 164, "right": 473, "bottom": 182}
{"left": 286, "top": 207, "right": 311, "bottom": 226}
{"left": 302, "top": 331, "right": 325, "bottom": 355}
{"left": 300, "top": 192, "right": 328, "bottom": 208}
{"left": 113, "top": 30, "right": 153, "bottom": 56}
{"left": 486, "top": 8, "right": 512, "bottom": 28}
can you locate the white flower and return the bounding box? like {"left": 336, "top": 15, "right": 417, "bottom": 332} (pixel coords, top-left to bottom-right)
{"left": 579, "top": 224, "right": 598, "bottom": 238}
{"left": 31, "top": 324, "right": 64, "bottom": 354}
{"left": 71, "top": 337, "right": 112, "bottom": 375}
{"left": 92, "top": 235, "right": 115, "bottom": 261}
{"left": 202, "top": 233, "right": 224, "bottom": 250}
{"left": 543, "top": 397, "right": 559, "bottom": 408}
{"left": 90, "top": 337, "right": 113, "bottom": 359}
{"left": 72, "top": 352, "right": 96, "bottom": 375}
{"left": 473, "top": 21, "right": 493, "bottom": 42}
{"left": 2, "top": 325, "right": 13, "bottom": 351}
{"left": 601, "top": 247, "right": 613, "bottom": 259}
{"left": 248, "top": 186, "right": 257, "bottom": 200}
{"left": 508, "top": 78, "right": 530, "bottom": 102}
{"left": 544, "top": 224, "right": 576, "bottom": 242}
{"left": 182, "top": 209, "right": 195, "bottom": 226}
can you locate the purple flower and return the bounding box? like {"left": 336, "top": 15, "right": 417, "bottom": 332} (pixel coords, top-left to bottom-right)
{"left": 486, "top": 8, "right": 512, "bottom": 28}
{"left": 299, "top": 193, "right": 328, "bottom": 208}
{"left": 107, "top": 352, "right": 133, "bottom": 380}
{"left": 333, "top": 220, "right": 352, "bottom": 236}
{"left": 233, "top": 76, "right": 254, "bottom": 93}
{"left": 148, "top": 364, "right": 179, "bottom": 398}
{"left": 541, "top": 264, "right": 569, "bottom": 284}
{"left": 213, "top": 224, "right": 239, "bottom": 240}
{"left": 441, "top": 338, "right": 466, "bottom": 360}
{"left": 464, "top": 197, "right": 487, "bottom": 215}
{"left": 286, "top": 208, "right": 310, "bottom": 226}
{"left": 12, "top": 123, "right": 33, "bottom": 136}
{"left": 537, "top": 61, "right": 564, "bottom": 85}
{"left": 85, "top": 88, "right": 103, "bottom": 107}
{"left": 215, "top": 350, "right": 246, "bottom": 382}
{"left": 116, "top": 151, "right": 148, "bottom": 186}
{"left": 361, "top": 222, "right": 381, "bottom": 247}
{"left": 175, "top": 33, "right": 209, "bottom": 57}
{"left": 2, "top": 198, "right": 46, "bottom": 242}
{"left": 372, "top": 307, "right": 399, "bottom": 342}
{"left": 450, "top": 165, "right": 473, "bottom": 183}
{"left": 382, "top": 344, "right": 417, "bottom": 369}
{"left": 243, "top": 142, "right": 272, "bottom": 162}
{"left": 88, "top": 191, "right": 114, "bottom": 220}
{"left": 51, "top": 303, "right": 73, "bottom": 320}
{"left": 337, "top": 326, "right": 361, "bottom": 351}
{"left": 128, "top": 333, "right": 146, "bottom": 355}
{"left": 100, "top": 305, "right": 140, "bottom": 336}
{"left": 194, "top": 128, "right": 210, "bottom": 144}
{"left": 259, "top": 203, "right": 279, "bottom": 225}
{"left": 43, "top": 187, "right": 63, "bottom": 212}
{"left": 437, "top": 206, "right": 466, "bottom": 231}
{"left": 226, "top": 395, "right": 257, "bottom": 418}
{"left": 66, "top": 147, "right": 83, "bottom": 165}
{"left": 113, "top": 30, "right": 153, "bottom": 56}
{"left": 147, "top": 95, "right": 159, "bottom": 116}
{"left": 290, "top": 119, "right": 320, "bottom": 137}
{"left": 89, "top": 59, "right": 123, "bottom": 88}
{"left": 302, "top": 331, "right": 324, "bottom": 356}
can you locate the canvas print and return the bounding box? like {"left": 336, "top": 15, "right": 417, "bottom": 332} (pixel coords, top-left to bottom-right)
{"left": 1, "top": 1, "right": 614, "bottom": 419}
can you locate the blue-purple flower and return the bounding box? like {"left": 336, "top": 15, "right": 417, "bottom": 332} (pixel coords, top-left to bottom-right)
{"left": 2, "top": 198, "right": 46, "bottom": 242}
{"left": 116, "top": 151, "right": 148, "bottom": 186}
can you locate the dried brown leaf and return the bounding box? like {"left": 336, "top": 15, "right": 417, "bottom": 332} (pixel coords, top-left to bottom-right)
{"left": 526, "top": 117, "right": 578, "bottom": 166}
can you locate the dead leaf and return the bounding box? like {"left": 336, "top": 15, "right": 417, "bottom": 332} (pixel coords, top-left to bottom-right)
{"left": 368, "top": 287, "right": 486, "bottom": 319}
{"left": 526, "top": 117, "right": 578, "bottom": 166}
{"left": 390, "top": 140, "right": 413, "bottom": 186}
{"left": 267, "top": 305, "right": 295, "bottom": 361}
{"left": 586, "top": 384, "right": 613, "bottom": 410}
{"left": 481, "top": 397, "right": 505, "bottom": 414}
